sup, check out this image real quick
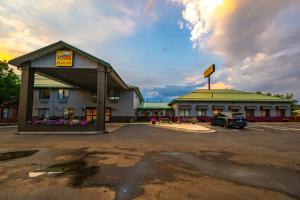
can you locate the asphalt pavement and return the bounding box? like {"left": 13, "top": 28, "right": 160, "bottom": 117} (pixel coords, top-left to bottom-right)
{"left": 0, "top": 123, "right": 299, "bottom": 200}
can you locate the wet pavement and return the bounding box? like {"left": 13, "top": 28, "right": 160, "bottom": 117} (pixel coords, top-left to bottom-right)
{"left": 0, "top": 123, "right": 299, "bottom": 199}
{"left": 0, "top": 150, "right": 38, "bottom": 162}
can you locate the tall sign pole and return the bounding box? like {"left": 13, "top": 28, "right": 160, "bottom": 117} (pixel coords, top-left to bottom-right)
{"left": 204, "top": 64, "right": 215, "bottom": 90}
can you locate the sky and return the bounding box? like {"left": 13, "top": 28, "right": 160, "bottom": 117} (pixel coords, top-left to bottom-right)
{"left": 0, "top": 0, "right": 300, "bottom": 102}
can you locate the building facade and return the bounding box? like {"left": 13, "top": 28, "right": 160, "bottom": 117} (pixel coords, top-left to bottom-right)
{"left": 33, "top": 75, "right": 143, "bottom": 123}
{"left": 169, "top": 89, "right": 292, "bottom": 122}
{"left": 9, "top": 41, "right": 294, "bottom": 134}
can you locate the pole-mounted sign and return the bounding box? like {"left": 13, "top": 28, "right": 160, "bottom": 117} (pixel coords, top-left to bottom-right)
{"left": 203, "top": 64, "right": 215, "bottom": 90}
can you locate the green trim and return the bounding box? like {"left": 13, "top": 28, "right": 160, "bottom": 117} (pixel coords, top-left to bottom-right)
{"left": 138, "top": 102, "right": 172, "bottom": 110}
{"left": 169, "top": 89, "right": 293, "bottom": 104}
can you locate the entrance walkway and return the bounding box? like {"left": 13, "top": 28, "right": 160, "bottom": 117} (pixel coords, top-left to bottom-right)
{"left": 153, "top": 123, "right": 213, "bottom": 133}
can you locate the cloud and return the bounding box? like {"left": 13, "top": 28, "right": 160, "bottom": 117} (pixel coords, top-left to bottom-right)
{"left": 144, "top": 0, "right": 157, "bottom": 14}
{"left": 143, "top": 82, "right": 205, "bottom": 101}
{"left": 171, "top": 0, "right": 300, "bottom": 100}
{"left": 0, "top": 0, "right": 143, "bottom": 59}
{"left": 197, "top": 81, "right": 232, "bottom": 89}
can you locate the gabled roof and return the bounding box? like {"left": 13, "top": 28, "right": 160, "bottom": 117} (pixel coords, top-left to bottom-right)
{"left": 138, "top": 102, "right": 172, "bottom": 110}
{"left": 170, "top": 89, "right": 293, "bottom": 104}
{"left": 8, "top": 40, "right": 129, "bottom": 89}
{"left": 34, "top": 74, "right": 72, "bottom": 88}
{"left": 128, "top": 85, "right": 144, "bottom": 103}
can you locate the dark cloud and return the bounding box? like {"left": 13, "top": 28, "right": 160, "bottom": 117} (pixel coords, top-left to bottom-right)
{"left": 142, "top": 82, "right": 205, "bottom": 102}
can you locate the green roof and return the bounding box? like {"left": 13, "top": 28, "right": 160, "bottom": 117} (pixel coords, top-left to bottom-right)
{"left": 170, "top": 89, "right": 293, "bottom": 104}
{"left": 34, "top": 74, "right": 73, "bottom": 88}
{"left": 34, "top": 74, "right": 72, "bottom": 88}
{"left": 138, "top": 102, "right": 172, "bottom": 110}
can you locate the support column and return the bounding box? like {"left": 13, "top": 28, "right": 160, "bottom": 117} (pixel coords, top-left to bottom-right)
{"left": 96, "top": 68, "right": 107, "bottom": 133}
{"left": 18, "top": 62, "right": 35, "bottom": 132}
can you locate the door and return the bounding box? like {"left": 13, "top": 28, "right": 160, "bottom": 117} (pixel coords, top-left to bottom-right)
{"left": 86, "top": 107, "right": 97, "bottom": 122}
{"left": 105, "top": 107, "right": 112, "bottom": 122}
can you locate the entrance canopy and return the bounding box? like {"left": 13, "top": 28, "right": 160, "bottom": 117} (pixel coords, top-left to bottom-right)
{"left": 9, "top": 41, "right": 128, "bottom": 90}
{"left": 9, "top": 41, "right": 129, "bottom": 133}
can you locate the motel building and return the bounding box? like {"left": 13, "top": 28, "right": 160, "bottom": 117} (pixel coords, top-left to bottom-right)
{"left": 9, "top": 41, "right": 292, "bottom": 134}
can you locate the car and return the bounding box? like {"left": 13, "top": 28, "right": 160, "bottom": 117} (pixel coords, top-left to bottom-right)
{"left": 211, "top": 112, "right": 247, "bottom": 129}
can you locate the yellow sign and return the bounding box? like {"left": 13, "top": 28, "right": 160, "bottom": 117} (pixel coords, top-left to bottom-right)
{"left": 204, "top": 64, "right": 215, "bottom": 78}
{"left": 56, "top": 50, "right": 73, "bottom": 67}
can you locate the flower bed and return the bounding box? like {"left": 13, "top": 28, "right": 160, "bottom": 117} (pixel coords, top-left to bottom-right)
{"left": 30, "top": 118, "right": 92, "bottom": 127}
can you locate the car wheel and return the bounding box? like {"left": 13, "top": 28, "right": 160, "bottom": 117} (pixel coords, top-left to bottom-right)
{"left": 239, "top": 126, "right": 245, "bottom": 129}
{"left": 211, "top": 119, "right": 215, "bottom": 126}
{"left": 224, "top": 120, "right": 229, "bottom": 128}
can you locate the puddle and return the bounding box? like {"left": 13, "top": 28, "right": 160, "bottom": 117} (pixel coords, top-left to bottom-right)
{"left": 161, "top": 152, "right": 300, "bottom": 199}
{"left": 47, "top": 160, "right": 99, "bottom": 187}
{"left": 0, "top": 150, "right": 38, "bottom": 162}
{"left": 40, "top": 151, "right": 173, "bottom": 200}
{"left": 85, "top": 157, "right": 172, "bottom": 200}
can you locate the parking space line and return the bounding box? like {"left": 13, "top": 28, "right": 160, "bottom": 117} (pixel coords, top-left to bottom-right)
{"left": 247, "top": 127, "right": 264, "bottom": 131}
{"left": 249, "top": 124, "right": 300, "bottom": 131}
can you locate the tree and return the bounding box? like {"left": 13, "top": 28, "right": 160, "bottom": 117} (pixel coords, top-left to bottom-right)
{"left": 284, "top": 93, "right": 298, "bottom": 116}
{"left": 256, "top": 90, "right": 298, "bottom": 115}
{"left": 0, "top": 60, "right": 20, "bottom": 105}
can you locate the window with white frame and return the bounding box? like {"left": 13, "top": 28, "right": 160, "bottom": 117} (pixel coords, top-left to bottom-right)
{"left": 58, "top": 89, "right": 69, "bottom": 100}
{"left": 180, "top": 109, "right": 190, "bottom": 117}
{"left": 261, "top": 109, "right": 270, "bottom": 117}
{"left": 197, "top": 109, "right": 206, "bottom": 117}
{"left": 109, "top": 89, "right": 120, "bottom": 100}
{"left": 38, "top": 108, "right": 50, "bottom": 119}
{"left": 2, "top": 108, "right": 12, "bottom": 119}
{"left": 63, "top": 108, "right": 75, "bottom": 119}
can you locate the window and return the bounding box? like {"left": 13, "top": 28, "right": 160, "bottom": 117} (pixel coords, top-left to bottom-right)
{"left": 2, "top": 108, "right": 12, "bottom": 119}
{"left": 261, "top": 109, "right": 270, "bottom": 117}
{"left": 230, "top": 109, "right": 239, "bottom": 113}
{"left": 63, "top": 108, "right": 75, "bottom": 119}
{"left": 213, "top": 109, "right": 223, "bottom": 116}
{"left": 180, "top": 109, "right": 190, "bottom": 117}
{"left": 39, "top": 89, "right": 50, "bottom": 99}
{"left": 277, "top": 109, "right": 285, "bottom": 117}
{"left": 38, "top": 108, "right": 50, "bottom": 119}
{"left": 197, "top": 109, "right": 206, "bottom": 117}
{"left": 86, "top": 108, "right": 97, "bottom": 121}
{"left": 58, "top": 89, "right": 69, "bottom": 99}
{"left": 246, "top": 109, "right": 255, "bottom": 117}
{"left": 109, "top": 89, "right": 120, "bottom": 100}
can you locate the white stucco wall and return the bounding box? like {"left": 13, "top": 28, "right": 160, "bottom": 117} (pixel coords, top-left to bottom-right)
{"left": 32, "top": 88, "right": 138, "bottom": 118}
{"left": 174, "top": 101, "right": 291, "bottom": 117}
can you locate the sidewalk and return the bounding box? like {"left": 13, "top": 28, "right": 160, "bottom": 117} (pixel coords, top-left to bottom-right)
{"left": 153, "top": 123, "right": 214, "bottom": 133}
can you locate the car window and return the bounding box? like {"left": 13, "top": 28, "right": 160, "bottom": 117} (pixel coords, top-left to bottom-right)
{"left": 232, "top": 113, "right": 244, "bottom": 118}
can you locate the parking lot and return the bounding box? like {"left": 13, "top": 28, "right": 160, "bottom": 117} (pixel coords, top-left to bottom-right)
{"left": 0, "top": 123, "right": 300, "bottom": 200}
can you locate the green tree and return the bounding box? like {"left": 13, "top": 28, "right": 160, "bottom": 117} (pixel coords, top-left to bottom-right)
{"left": 0, "top": 60, "right": 20, "bottom": 105}
{"left": 284, "top": 93, "right": 298, "bottom": 115}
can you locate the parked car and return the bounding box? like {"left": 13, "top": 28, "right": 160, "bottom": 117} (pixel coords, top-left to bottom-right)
{"left": 211, "top": 112, "right": 247, "bottom": 128}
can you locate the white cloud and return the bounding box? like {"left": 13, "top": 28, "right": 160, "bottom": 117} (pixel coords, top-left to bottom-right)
{"left": 172, "top": 0, "right": 300, "bottom": 100}
{"left": 197, "top": 81, "right": 232, "bottom": 89}
{"left": 0, "top": 0, "right": 143, "bottom": 57}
